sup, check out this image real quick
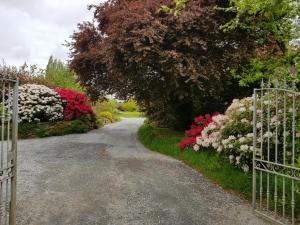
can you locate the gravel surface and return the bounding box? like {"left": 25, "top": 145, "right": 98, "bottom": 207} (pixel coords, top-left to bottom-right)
{"left": 17, "top": 118, "right": 270, "bottom": 225}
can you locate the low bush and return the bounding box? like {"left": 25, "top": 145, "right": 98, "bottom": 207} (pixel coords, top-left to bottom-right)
{"left": 18, "top": 115, "right": 97, "bottom": 139}
{"left": 96, "top": 117, "right": 104, "bottom": 128}
{"left": 93, "top": 100, "right": 120, "bottom": 122}
{"left": 99, "top": 111, "right": 113, "bottom": 123}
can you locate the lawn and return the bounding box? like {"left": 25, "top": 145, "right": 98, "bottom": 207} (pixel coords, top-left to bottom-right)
{"left": 118, "top": 111, "right": 143, "bottom": 118}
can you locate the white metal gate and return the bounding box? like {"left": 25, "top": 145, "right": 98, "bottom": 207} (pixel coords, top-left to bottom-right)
{"left": 253, "top": 80, "right": 300, "bottom": 225}
{"left": 0, "top": 74, "right": 18, "bottom": 225}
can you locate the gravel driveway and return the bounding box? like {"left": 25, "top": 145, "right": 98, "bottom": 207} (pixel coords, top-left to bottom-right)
{"left": 17, "top": 118, "right": 270, "bottom": 225}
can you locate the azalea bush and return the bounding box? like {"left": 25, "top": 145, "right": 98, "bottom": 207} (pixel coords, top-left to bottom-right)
{"left": 220, "top": 94, "right": 297, "bottom": 171}
{"left": 181, "top": 92, "right": 299, "bottom": 172}
{"left": 179, "top": 113, "right": 219, "bottom": 150}
{"left": 19, "top": 84, "right": 64, "bottom": 123}
{"left": 217, "top": 97, "right": 256, "bottom": 172}
{"left": 56, "top": 88, "right": 95, "bottom": 121}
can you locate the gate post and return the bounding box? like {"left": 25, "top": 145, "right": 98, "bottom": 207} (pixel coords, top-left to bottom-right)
{"left": 9, "top": 79, "right": 18, "bottom": 225}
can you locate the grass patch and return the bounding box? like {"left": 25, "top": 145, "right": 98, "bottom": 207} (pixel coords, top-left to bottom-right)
{"left": 118, "top": 111, "right": 143, "bottom": 118}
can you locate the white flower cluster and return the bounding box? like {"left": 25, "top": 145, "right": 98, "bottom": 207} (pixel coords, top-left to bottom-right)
{"left": 18, "top": 84, "right": 64, "bottom": 123}
{"left": 225, "top": 97, "right": 253, "bottom": 117}
{"left": 220, "top": 97, "right": 254, "bottom": 172}
{"left": 195, "top": 114, "right": 229, "bottom": 151}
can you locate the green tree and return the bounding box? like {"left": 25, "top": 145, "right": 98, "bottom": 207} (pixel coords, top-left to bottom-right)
{"left": 45, "top": 56, "right": 82, "bottom": 91}
{"left": 220, "top": 0, "right": 300, "bottom": 86}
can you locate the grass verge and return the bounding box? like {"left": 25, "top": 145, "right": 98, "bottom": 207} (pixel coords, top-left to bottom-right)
{"left": 138, "top": 124, "right": 252, "bottom": 198}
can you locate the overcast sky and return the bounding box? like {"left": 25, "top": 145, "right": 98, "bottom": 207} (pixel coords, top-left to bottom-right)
{"left": 0, "top": 0, "right": 104, "bottom": 69}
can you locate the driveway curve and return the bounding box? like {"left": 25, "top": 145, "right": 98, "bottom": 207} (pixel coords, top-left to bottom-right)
{"left": 17, "top": 118, "right": 269, "bottom": 225}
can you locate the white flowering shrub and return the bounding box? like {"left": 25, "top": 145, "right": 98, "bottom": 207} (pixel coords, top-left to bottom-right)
{"left": 218, "top": 97, "right": 255, "bottom": 172}
{"left": 19, "top": 84, "right": 64, "bottom": 123}
{"left": 190, "top": 93, "right": 297, "bottom": 173}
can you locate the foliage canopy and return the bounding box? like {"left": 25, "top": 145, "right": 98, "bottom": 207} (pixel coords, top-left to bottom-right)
{"left": 69, "top": 0, "right": 274, "bottom": 128}
{"left": 220, "top": 0, "right": 300, "bottom": 86}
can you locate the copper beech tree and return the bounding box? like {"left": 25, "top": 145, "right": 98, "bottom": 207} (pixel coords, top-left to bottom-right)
{"left": 69, "top": 0, "right": 275, "bottom": 128}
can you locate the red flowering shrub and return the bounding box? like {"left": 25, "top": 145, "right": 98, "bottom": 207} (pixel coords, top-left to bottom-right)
{"left": 56, "top": 88, "right": 95, "bottom": 121}
{"left": 179, "top": 112, "right": 220, "bottom": 150}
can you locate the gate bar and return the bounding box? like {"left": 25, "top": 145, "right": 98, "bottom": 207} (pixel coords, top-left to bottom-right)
{"left": 5, "top": 83, "right": 11, "bottom": 225}
{"left": 252, "top": 91, "right": 257, "bottom": 210}
{"left": 282, "top": 80, "right": 287, "bottom": 218}
{"left": 291, "top": 86, "right": 296, "bottom": 225}
{"left": 9, "top": 79, "right": 18, "bottom": 225}
{"left": 260, "top": 80, "right": 264, "bottom": 209}
{"left": 274, "top": 83, "right": 279, "bottom": 216}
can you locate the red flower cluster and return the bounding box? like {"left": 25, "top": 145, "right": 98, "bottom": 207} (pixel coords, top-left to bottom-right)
{"left": 56, "top": 88, "right": 95, "bottom": 121}
{"left": 179, "top": 112, "right": 220, "bottom": 150}
{"left": 179, "top": 137, "right": 196, "bottom": 150}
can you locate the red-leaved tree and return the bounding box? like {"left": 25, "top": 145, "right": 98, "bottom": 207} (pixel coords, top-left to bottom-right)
{"left": 69, "top": 0, "right": 277, "bottom": 129}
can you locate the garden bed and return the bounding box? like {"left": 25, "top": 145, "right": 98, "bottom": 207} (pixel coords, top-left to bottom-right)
{"left": 18, "top": 116, "right": 97, "bottom": 139}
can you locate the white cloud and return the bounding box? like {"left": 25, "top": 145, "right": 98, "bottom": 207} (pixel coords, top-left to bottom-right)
{"left": 0, "top": 0, "right": 104, "bottom": 68}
